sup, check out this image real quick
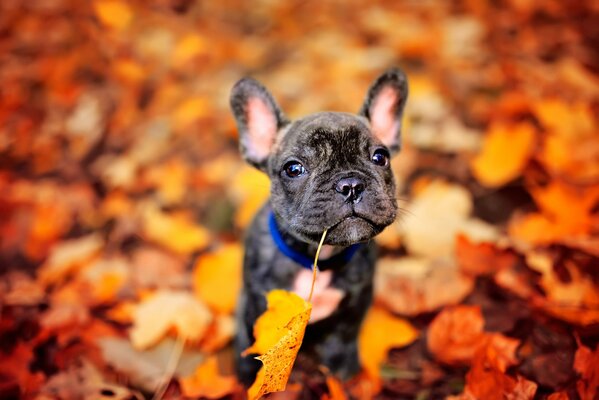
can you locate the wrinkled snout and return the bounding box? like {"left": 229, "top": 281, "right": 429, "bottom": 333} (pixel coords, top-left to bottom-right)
{"left": 335, "top": 177, "right": 366, "bottom": 204}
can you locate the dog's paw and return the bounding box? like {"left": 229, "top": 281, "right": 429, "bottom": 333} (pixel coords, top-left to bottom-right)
{"left": 292, "top": 269, "right": 344, "bottom": 323}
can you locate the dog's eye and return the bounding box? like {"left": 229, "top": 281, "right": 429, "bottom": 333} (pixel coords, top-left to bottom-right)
{"left": 283, "top": 161, "right": 306, "bottom": 178}
{"left": 371, "top": 149, "right": 390, "bottom": 167}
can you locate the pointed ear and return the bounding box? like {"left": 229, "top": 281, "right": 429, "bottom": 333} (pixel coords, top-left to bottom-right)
{"left": 359, "top": 68, "right": 409, "bottom": 154}
{"left": 230, "top": 78, "right": 288, "bottom": 170}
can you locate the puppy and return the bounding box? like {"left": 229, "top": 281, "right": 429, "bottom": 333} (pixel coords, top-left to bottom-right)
{"left": 230, "top": 68, "right": 408, "bottom": 385}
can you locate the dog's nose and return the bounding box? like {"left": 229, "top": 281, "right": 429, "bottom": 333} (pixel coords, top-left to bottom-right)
{"left": 335, "top": 177, "right": 365, "bottom": 203}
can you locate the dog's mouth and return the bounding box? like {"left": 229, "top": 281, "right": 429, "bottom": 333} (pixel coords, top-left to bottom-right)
{"left": 294, "top": 212, "right": 384, "bottom": 246}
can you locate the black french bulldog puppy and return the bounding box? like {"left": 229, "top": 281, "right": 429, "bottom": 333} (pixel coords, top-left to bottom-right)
{"left": 230, "top": 68, "right": 408, "bottom": 386}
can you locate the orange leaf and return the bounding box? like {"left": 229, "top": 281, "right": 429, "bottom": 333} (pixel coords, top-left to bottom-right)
{"left": 547, "top": 392, "right": 570, "bottom": 400}
{"left": 179, "top": 356, "right": 237, "bottom": 399}
{"left": 509, "top": 182, "right": 599, "bottom": 245}
{"left": 574, "top": 341, "right": 599, "bottom": 400}
{"left": 450, "top": 333, "right": 531, "bottom": 400}
{"left": 199, "top": 314, "right": 235, "bottom": 353}
{"left": 471, "top": 122, "right": 536, "bottom": 187}
{"left": 193, "top": 243, "right": 243, "bottom": 315}
{"left": 93, "top": 0, "right": 133, "bottom": 31}
{"left": 323, "top": 375, "right": 348, "bottom": 400}
{"left": 455, "top": 234, "right": 517, "bottom": 277}
{"left": 358, "top": 306, "right": 418, "bottom": 382}
{"left": 0, "top": 343, "right": 45, "bottom": 396}
{"left": 172, "top": 34, "right": 208, "bottom": 66}
{"left": 173, "top": 97, "right": 209, "bottom": 129}
{"left": 427, "top": 305, "right": 485, "bottom": 365}
{"left": 247, "top": 290, "right": 312, "bottom": 400}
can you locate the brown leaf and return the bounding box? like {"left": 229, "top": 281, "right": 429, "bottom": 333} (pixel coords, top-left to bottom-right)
{"left": 129, "top": 290, "right": 213, "bottom": 349}
{"left": 375, "top": 257, "right": 474, "bottom": 316}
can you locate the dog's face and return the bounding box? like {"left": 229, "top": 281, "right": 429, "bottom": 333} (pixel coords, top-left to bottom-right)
{"left": 230, "top": 69, "right": 408, "bottom": 246}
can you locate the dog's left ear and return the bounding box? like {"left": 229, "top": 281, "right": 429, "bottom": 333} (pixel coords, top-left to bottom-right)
{"left": 359, "top": 68, "right": 409, "bottom": 154}
{"left": 230, "top": 77, "right": 288, "bottom": 171}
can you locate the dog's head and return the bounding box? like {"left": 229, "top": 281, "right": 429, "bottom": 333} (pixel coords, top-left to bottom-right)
{"left": 230, "top": 69, "right": 408, "bottom": 246}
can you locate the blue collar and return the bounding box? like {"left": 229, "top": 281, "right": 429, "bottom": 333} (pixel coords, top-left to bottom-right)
{"left": 268, "top": 211, "right": 362, "bottom": 270}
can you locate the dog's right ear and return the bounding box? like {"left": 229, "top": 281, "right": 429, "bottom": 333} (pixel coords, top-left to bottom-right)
{"left": 230, "top": 78, "right": 288, "bottom": 170}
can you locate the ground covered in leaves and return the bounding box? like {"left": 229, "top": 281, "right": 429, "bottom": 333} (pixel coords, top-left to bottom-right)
{"left": 1, "top": 0, "right": 598, "bottom": 399}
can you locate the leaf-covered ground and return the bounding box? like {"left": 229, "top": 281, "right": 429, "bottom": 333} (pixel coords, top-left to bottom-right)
{"left": 1, "top": 1, "right": 598, "bottom": 399}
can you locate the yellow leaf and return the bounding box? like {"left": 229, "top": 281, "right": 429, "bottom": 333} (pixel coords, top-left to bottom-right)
{"left": 130, "top": 290, "right": 212, "bottom": 349}
{"left": 245, "top": 231, "right": 327, "bottom": 399}
{"left": 471, "top": 122, "right": 536, "bottom": 187}
{"left": 248, "top": 297, "right": 312, "bottom": 400}
{"left": 144, "top": 159, "right": 189, "bottom": 205}
{"left": 230, "top": 166, "right": 270, "bottom": 228}
{"left": 180, "top": 356, "right": 237, "bottom": 399}
{"left": 193, "top": 243, "right": 243, "bottom": 314}
{"left": 113, "top": 60, "right": 145, "bottom": 84}
{"left": 172, "top": 34, "right": 207, "bottom": 65}
{"left": 173, "top": 97, "right": 208, "bottom": 128}
{"left": 358, "top": 306, "right": 418, "bottom": 381}
{"left": 93, "top": 0, "right": 133, "bottom": 31}
{"left": 244, "top": 290, "right": 308, "bottom": 356}
{"left": 533, "top": 99, "right": 594, "bottom": 138}
{"left": 142, "top": 205, "right": 210, "bottom": 254}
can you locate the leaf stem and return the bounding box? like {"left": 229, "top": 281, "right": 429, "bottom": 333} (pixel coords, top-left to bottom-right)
{"left": 308, "top": 229, "right": 328, "bottom": 303}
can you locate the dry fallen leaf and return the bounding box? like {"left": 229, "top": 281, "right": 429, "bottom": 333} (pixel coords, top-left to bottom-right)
{"left": 526, "top": 250, "right": 599, "bottom": 326}
{"left": 358, "top": 305, "right": 418, "bottom": 382}
{"left": 179, "top": 356, "right": 238, "bottom": 399}
{"left": 230, "top": 166, "right": 271, "bottom": 229}
{"left": 509, "top": 181, "right": 599, "bottom": 246}
{"left": 452, "top": 337, "right": 535, "bottom": 400}
{"left": 246, "top": 290, "right": 312, "bottom": 400}
{"left": 375, "top": 256, "right": 474, "bottom": 316}
{"left": 93, "top": 0, "right": 133, "bottom": 31}
{"left": 193, "top": 243, "right": 243, "bottom": 315}
{"left": 400, "top": 180, "right": 497, "bottom": 257}
{"left": 38, "top": 359, "right": 143, "bottom": 400}
{"left": 244, "top": 290, "right": 309, "bottom": 356}
{"left": 455, "top": 234, "right": 518, "bottom": 277}
{"left": 470, "top": 122, "right": 536, "bottom": 187}
{"left": 38, "top": 234, "right": 104, "bottom": 285}
{"left": 573, "top": 340, "right": 599, "bottom": 400}
{"left": 130, "top": 290, "right": 213, "bottom": 349}
{"left": 323, "top": 374, "right": 348, "bottom": 400}
{"left": 427, "top": 305, "right": 485, "bottom": 366}
{"left": 98, "top": 337, "right": 204, "bottom": 392}
{"left": 142, "top": 204, "right": 210, "bottom": 255}
{"left": 199, "top": 314, "right": 236, "bottom": 353}
{"left": 0, "top": 342, "right": 45, "bottom": 397}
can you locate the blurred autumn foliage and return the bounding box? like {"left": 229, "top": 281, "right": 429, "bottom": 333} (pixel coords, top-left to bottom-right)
{"left": 1, "top": 0, "right": 598, "bottom": 399}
